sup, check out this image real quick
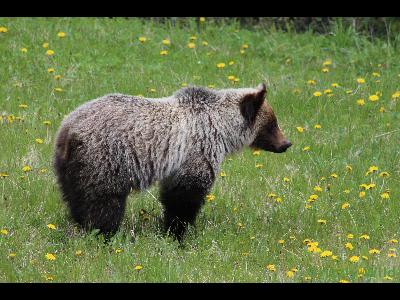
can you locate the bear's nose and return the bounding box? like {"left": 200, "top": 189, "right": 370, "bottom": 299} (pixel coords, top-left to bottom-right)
{"left": 279, "top": 140, "right": 292, "bottom": 152}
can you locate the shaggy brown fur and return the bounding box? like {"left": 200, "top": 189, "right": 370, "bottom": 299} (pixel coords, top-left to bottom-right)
{"left": 53, "top": 83, "right": 291, "bottom": 241}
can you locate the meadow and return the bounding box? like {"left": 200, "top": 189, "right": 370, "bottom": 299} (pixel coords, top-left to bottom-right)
{"left": 0, "top": 17, "right": 399, "bottom": 283}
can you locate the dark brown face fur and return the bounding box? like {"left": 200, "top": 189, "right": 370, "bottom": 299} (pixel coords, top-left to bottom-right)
{"left": 250, "top": 103, "right": 292, "bottom": 153}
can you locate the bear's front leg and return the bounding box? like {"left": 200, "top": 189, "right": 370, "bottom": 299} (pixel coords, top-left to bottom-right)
{"left": 160, "top": 165, "right": 215, "bottom": 242}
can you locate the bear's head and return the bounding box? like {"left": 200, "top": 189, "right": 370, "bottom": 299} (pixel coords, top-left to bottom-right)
{"left": 239, "top": 83, "right": 292, "bottom": 153}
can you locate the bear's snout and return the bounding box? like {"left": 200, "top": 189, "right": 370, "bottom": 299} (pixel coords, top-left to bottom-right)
{"left": 276, "top": 140, "right": 292, "bottom": 153}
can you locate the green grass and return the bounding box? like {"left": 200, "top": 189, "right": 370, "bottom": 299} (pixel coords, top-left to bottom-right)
{"left": 0, "top": 17, "right": 399, "bottom": 283}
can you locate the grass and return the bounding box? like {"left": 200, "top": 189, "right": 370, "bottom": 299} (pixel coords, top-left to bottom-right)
{"left": 0, "top": 17, "right": 399, "bottom": 283}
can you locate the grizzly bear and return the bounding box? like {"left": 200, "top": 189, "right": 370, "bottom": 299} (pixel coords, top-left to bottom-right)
{"left": 54, "top": 83, "right": 291, "bottom": 241}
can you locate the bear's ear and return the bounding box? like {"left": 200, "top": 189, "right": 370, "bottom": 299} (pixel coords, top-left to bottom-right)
{"left": 239, "top": 83, "right": 267, "bottom": 125}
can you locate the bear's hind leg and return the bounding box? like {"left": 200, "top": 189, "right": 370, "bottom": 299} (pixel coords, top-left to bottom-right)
{"left": 68, "top": 192, "right": 128, "bottom": 237}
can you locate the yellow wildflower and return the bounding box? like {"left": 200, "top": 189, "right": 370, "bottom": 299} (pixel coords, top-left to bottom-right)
{"left": 47, "top": 68, "right": 55, "bottom": 73}
{"left": 303, "top": 146, "right": 310, "bottom": 152}
{"left": 345, "top": 243, "right": 354, "bottom": 250}
{"left": 286, "top": 271, "right": 295, "bottom": 278}
{"left": 216, "top": 63, "right": 225, "bottom": 69}
{"left": 35, "top": 138, "right": 44, "bottom": 144}
{"left": 46, "top": 49, "right": 55, "bottom": 56}
{"left": 339, "top": 279, "right": 350, "bottom": 283}
{"left": 162, "top": 39, "right": 170, "bottom": 45}
{"left": 314, "top": 186, "right": 323, "bottom": 192}
{"left": 0, "top": 26, "right": 8, "bottom": 33}
{"left": 138, "top": 37, "right": 147, "bottom": 43}
{"left": 320, "top": 250, "right": 333, "bottom": 257}
{"left": 307, "top": 79, "right": 316, "bottom": 85}
{"left": 359, "top": 191, "right": 366, "bottom": 198}
{"left": 317, "top": 219, "right": 326, "bottom": 225}
{"left": 45, "top": 253, "right": 56, "bottom": 261}
{"left": 381, "top": 192, "right": 390, "bottom": 199}
{"left": 322, "top": 60, "right": 332, "bottom": 66}
{"left": 42, "top": 42, "right": 49, "bottom": 48}
{"left": 356, "top": 99, "right": 365, "bottom": 106}
{"left": 360, "top": 234, "right": 370, "bottom": 240}
{"left": 201, "top": 41, "right": 208, "bottom": 46}
{"left": 322, "top": 68, "right": 329, "bottom": 73}
{"left": 187, "top": 42, "right": 196, "bottom": 49}
{"left": 20, "top": 47, "right": 28, "bottom": 53}
{"left": 43, "top": 120, "right": 51, "bottom": 126}
{"left": 296, "top": 127, "right": 304, "bottom": 133}
{"left": 266, "top": 264, "right": 276, "bottom": 272}
{"left": 206, "top": 194, "right": 215, "bottom": 202}
{"left": 384, "top": 276, "right": 393, "bottom": 281}
{"left": 47, "top": 224, "right": 56, "bottom": 230}
{"left": 341, "top": 202, "right": 350, "bottom": 209}
{"left": 220, "top": 171, "right": 226, "bottom": 177}
{"left": 356, "top": 78, "right": 365, "bottom": 84}
{"left": 75, "top": 250, "right": 83, "bottom": 256}
{"left": 368, "top": 249, "right": 380, "bottom": 254}
{"left": 331, "top": 83, "right": 339, "bottom": 88}
{"left": 313, "top": 91, "right": 322, "bottom": 97}
{"left": 368, "top": 94, "right": 379, "bottom": 102}
{"left": 160, "top": 50, "right": 168, "bottom": 56}
{"left": 349, "top": 256, "right": 360, "bottom": 263}
{"left": 314, "top": 124, "right": 321, "bottom": 129}
{"left": 1, "top": 229, "right": 9, "bottom": 235}
{"left": 347, "top": 234, "right": 354, "bottom": 239}
{"left": 134, "top": 265, "right": 143, "bottom": 271}
{"left": 22, "top": 165, "right": 32, "bottom": 172}
{"left": 57, "top": 31, "right": 66, "bottom": 38}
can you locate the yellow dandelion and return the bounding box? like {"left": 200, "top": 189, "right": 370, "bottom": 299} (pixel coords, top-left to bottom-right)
{"left": 57, "top": 31, "right": 66, "bottom": 38}
{"left": 216, "top": 62, "right": 226, "bottom": 69}
{"left": 372, "top": 72, "right": 380, "bottom": 77}
{"left": 341, "top": 202, "right": 350, "bottom": 210}
{"left": 322, "top": 68, "right": 329, "bottom": 73}
{"left": 267, "top": 193, "right": 277, "bottom": 198}
{"left": 302, "top": 146, "right": 310, "bottom": 152}
{"left": 322, "top": 60, "right": 332, "bottom": 66}
{"left": 384, "top": 276, "right": 393, "bottom": 281}
{"left": 356, "top": 78, "right": 365, "bottom": 84}
{"left": 368, "top": 248, "right": 380, "bottom": 254}
{"left": 201, "top": 41, "right": 208, "bottom": 46}
{"left": 360, "top": 234, "right": 370, "bottom": 240}
{"left": 346, "top": 165, "right": 352, "bottom": 172}
{"left": 368, "top": 94, "right": 379, "bottom": 102}
{"left": 43, "top": 120, "right": 51, "bottom": 126}
{"left": 0, "top": 26, "right": 8, "bottom": 33}
{"left": 54, "top": 87, "right": 63, "bottom": 92}
{"left": 255, "top": 163, "right": 263, "bottom": 168}
{"left": 343, "top": 189, "right": 350, "bottom": 194}
{"left": 359, "top": 191, "right": 366, "bottom": 198}
{"left": 313, "top": 91, "right": 322, "bottom": 97}
{"left": 253, "top": 150, "right": 261, "bottom": 156}
{"left": 47, "top": 224, "right": 56, "bottom": 230}
{"left": 22, "top": 165, "right": 32, "bottom": 172}
{"left": 317, "top": 219, "right": 326, "bottom": 225}
{"left": 266, "top": 264, "right": 276, "bottom": 272}
{"left": 314, "top": 124, "right": 321, "bottom": 129}
{"left": 296, "top": 126, "right": 304, "bottom": 133}
{"left": 283, "top": 177, "right": 290, "bottom": 182}
{"left": 199, "top": 17, "right": 205, "bottom": 22}
{"left": 388, "top": 239, "right": 398, "bottom": 244}
{"left": 388, "top": 253, "right": 397, "bottom": 258}
{"left": 47, "top": 68, "right": 55, "bottom": 73}
{"left": 20, "top": 47, "right": 28, "bottom": 53}
{"left": 331, "top": 83, "right": 339, "bottom": 88}
{"left": 345, "top": 242, "right": 354, "bottom": 250}
{"left": 220, "top": 171, "right": 226, "bottom": 177}
{"left": 45, "top": 253, "right": 56, "bottom": 261}
{"left": 162, "top": 39, "right": 170, "bottom": 45}
{"left": 42, "top": 42, "right": 49, "bottom": 48}
{"left": 46, "top": 49, "right": 55, "bottom": 56}
{"left": 313, "top": 186, "right": 323, "bottom": 192}
{"left": 241, "top": 44, "right": 249, "bottom": 49}
{"left": 1, "top": 229, "right": 9, "bottom": 235}
{"left": 356, "top": 99, "right": 365, "bottom": 106}
{"left": 330, "top": 173, "right": 338, "bottom": 178}
{"left": 160, "top": 50, "right": 168, "bottom": 56}
{"left": 35, "top": 138, "right": 44, "bottom": 144}
{"left": 75, "top": 250, "right": 83, "bottom": 256}
{"left": 134, "top": 265, "right": 143, "bottom": 271}
{"left": 8, "top": 253, "right": 16, "bottom": 258}
{"left": 206, "top": 194, "right": 215, "bottom": 202}
{"left": 320, "top": 250, "right": 333, "bottom": 258}
{"left": 324, "top": 89, "right": 332, "bottom": 94}
{"left": 54, "top": 75, "right": 62, "bottom": 80}
{"left": 339, "top": 279, "right": 350, "bottom": 283}
{"left": 307, "top": 79, "right": 316, "bottom": 85}
{"left": 381, "top": 192, "right": 390, "bottom": 199}
{"left": 347, "top": 234, "right": 354, "bottom": 239}
{"left": 187, "top": 42, "right": 196, "bottom": 49}
{"left": 228, "top": 61, "right": 235, "bottom": 65}
{"left": 138, "top": 37, "right": 147, "bottom": 43}
{"left": 115, "top": 249, "right": 123, "bottom": 253}
{"left": 349, "top": 256, "right": 360, "bottom": 263}
{"left": 18, "top": 104, "right": 28, "bottom": 109}
{"left": 286, "top": 271, "right": 295, "bottom": 278}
